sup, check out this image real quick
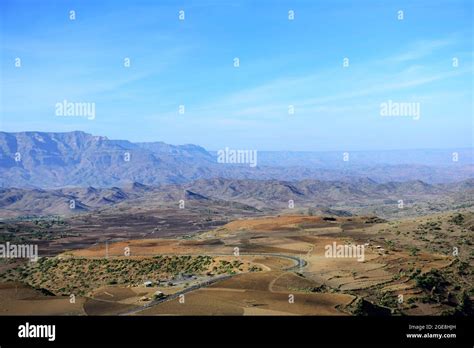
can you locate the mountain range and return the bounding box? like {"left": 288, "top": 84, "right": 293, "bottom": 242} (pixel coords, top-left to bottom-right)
{"left": 1, "top": 177, "right": 472, "bottom": 219}
{"left": 0, "top": 131, "right": 472, "bottom": 188}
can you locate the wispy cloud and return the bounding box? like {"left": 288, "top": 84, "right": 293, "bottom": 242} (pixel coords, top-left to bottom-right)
{"left": 166, "top": 42, "right": 472, "bottom": 124}
{"left": 384, "top": 38, "right": 456, "bottom": 63}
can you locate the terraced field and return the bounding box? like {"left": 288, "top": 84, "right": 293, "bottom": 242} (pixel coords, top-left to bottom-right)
{"left": 0, "top": 211, "right": 472, "bottom": 315}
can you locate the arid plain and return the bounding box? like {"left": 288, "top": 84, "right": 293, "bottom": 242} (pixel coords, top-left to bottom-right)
{"left": 1, "top": 207, "right": 472, "bottom": 316}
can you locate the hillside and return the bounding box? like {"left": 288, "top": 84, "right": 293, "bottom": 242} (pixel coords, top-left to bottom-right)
{"left": 0, "top": 178, "right": 472, "bottom": 219}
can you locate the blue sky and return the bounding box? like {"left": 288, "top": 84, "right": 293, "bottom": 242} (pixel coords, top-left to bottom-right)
{"left": 1, "top": 0, "right": 472, "bottom": 151}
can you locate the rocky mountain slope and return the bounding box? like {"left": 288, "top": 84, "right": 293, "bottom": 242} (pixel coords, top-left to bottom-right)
{"left": 1, "top": 131, "right": 472, "bottom": 188}
{"left": 1, "top": 178, "right": 472, "bottom": 218}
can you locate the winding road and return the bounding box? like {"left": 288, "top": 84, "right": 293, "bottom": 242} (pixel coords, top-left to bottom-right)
{"left": 118, "top": 252, "right": 306, "bottom": 315}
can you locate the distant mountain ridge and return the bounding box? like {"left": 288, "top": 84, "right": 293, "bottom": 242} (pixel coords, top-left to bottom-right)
{"left": 0, "top": 131, "right": 472, "bottom": 188}
{"left": 0, "top": 178, "right": 472, "bottom": 218}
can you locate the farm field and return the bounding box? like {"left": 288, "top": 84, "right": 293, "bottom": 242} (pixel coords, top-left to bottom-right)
{"left": 1, "top": 210, "right": 472, "bottom": 315}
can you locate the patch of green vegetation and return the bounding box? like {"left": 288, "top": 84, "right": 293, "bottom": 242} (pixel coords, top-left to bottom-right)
{"left": 414, "top": 270, "right": 447, "bottom": 292}
{"left": 409, "top": 246, "right": 420, "bottom": 256}
{"left": 449, "top": 213, "right": 465, "bottom": 226}
{"left": 419, "top": 221, "right": 442, "bottom": 231}
{"left": 379, "top": 293, "right": 398, "bottom": 308}
{"left": 456, "top": 291, "right": 474, "bottom": 315}
{"left": 8, "top": 255, "right": 249, "bottom": 295}
{"left": 249, "top": 265, "right": 262, "bottom": 272}
{"left": 385, "top": 240, "right": 396, "bottom": 250}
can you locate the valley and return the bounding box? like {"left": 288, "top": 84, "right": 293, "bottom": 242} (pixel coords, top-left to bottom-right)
{"left": 1, "top": 210, "right": 472, "bottom": 316}
{"left": 0, "top": 131, "right": 472, "bottom": 317}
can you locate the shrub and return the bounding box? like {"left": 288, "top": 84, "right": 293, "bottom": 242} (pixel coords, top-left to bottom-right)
{"left": 415, "top": 270, "right": 447, "bottom": 291}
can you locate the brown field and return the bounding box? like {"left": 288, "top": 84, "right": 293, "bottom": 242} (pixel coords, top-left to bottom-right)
{"left": 0, "top": 282, "right": 85, "bottom": 315}
{"left": 136, "top": 271, "right": 354, "bottom": 316}
{"left": 1, "top": 210, "right": 472, "bottom": 315}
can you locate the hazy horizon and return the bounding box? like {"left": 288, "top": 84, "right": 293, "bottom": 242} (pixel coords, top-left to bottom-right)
{"left": 1, "top": 129, "right": 473, "bottom": 154}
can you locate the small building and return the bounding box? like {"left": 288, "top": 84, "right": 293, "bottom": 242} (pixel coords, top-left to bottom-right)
{"left": 143, "top": 281, "right": 153, "bottom": 287}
